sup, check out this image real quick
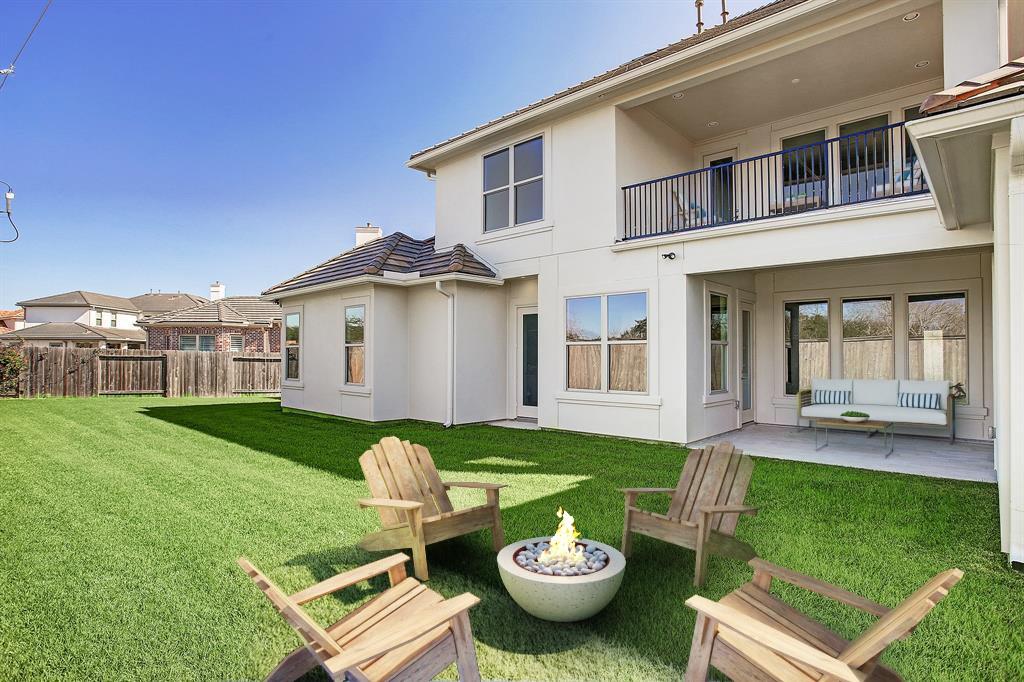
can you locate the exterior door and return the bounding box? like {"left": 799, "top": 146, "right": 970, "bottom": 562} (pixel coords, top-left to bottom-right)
{"left": 739, "top": 303, "right": 755, "bottom": 423}
{"left": 517, "top": 307, "right": 538, "bottom": 418}
{"left": 706, "top": 152, "right": 736, "bottom": 225}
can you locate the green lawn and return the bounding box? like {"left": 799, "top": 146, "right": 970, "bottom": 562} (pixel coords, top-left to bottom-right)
{"left": 1, "top": 397, "right": 1021, "bottom": 681}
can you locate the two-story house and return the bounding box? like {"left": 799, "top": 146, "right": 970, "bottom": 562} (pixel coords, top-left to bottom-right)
{"left": 0, "top": 290, "right": 149, "bottom": 348}
{"left": 264, "top": 0, "right": 1024, "bottom": 564}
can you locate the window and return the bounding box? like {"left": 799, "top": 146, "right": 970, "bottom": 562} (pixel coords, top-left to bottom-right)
{"left": 842, "top": 297, "right": 894, "bottom": 379}
{"left": 229, "top": 334, "right": 244, "bottom": 352}
{"left": 784, "top": 301, "right": 829, "bottom": 394}
{"left": 607, "top": 293, "right": 647, "bottom": 392}
{"left": 709, "top": 292, "right": 728, "bottom": 393}
{"left": 285, "top": 312, "right": 300, "bottom": 380}
{"left": 111, "top": 311, "right": 118, "bottom": 328}
{"left": 199, "top": 335, "right": 216, "bottom": 352}
{"left": 344, "top": 305, "right": 365, "bottom": 385}
{"left": 179, "top": 335, "right": 197, "bottom": 351}
{"left": 839, "top": 114, "right": 890, "bottom": 203}
{"left": 781, "top": 130, "right": 828, "bottom": 211}
{"left": 566, "top": 296, "right": 601, "bottom": 390}
{"left": 565, "top": 293, "right": 648, "bottom": 392}
{"left": 483, "top": 136, "right": 543, "bottom": 231}
{"left": 95, "top": 311, "right": 104, "bottom": 326}
{"left": 908, "top": 292, "right": 967, "bottom": 398}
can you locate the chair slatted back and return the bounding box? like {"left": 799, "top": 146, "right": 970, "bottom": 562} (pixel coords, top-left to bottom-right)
{"left": 667, "top": 442, "right": 754, "bottom": 531}
{"left": 839, "top": 569, "right": 963, "bottom": 668}
{"left": 238, "top": 558, "right": 343, "bottom": 663}
{"left": 359, "top": 437, "right": 454, "bottom": 525}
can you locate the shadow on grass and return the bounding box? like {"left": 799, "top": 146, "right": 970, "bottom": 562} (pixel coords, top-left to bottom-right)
{"left": 141, "top": 400, "right": 722, "bottom": 667}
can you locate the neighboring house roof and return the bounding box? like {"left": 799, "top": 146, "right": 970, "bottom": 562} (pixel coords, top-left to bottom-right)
{"left": 130, "top": 292, "right": 209, "bottom": 319}
{"left": 0, "top": 309, "right": 24, "bottom": 320}
{"left": 262, "top": 232, "right": 497, "bottom": 297}
{"left": 0, "top": 322, "right": 147, "bottom": 342}
{"left": 920, "top": 57, "right": 1024, "bottom": 115}
{"left": 408, "top": 0, "right": 809, "bottom": 163}
{"left": 16, "top": 290, "right": 140, "bottom": 312}
{"left": 140, "top": 296, "right": 282, "bottom": 327}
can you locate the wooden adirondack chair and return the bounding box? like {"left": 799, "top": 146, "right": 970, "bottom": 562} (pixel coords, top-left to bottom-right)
{"left": 684, "top": 558, "right": 963, "bottom": 681}
{"left": 620, "top": 442, "right": 757, "bottom": 586}
{"left": 238, "top": 553, "right": 482, "bottom": 682}
{"left": 358, "top": 436, "right": 507, "bottom": 581}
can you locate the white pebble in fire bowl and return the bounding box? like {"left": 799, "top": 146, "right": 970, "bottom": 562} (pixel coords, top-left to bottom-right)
{"left": 515, "top": 542, "right": 609, "bottom": 575}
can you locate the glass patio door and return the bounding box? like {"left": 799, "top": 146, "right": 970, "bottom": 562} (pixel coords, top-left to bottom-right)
{"left": 517, "top": 308, "right": 538, "bottom": 418}
{"left": 740, "top": 304, "right": 755, "bottom": 423}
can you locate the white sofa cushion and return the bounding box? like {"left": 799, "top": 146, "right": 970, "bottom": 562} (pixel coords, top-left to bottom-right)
{"left": 801, "top": 403, "right": 947, "bottom": 426}
{"left": 899, "top": 379, "right": 950, "bottom": 410}
{"left": 852, "top": 379, "right": 899, "bottom": 406}
{"left": 810, "top": 379, "right": 853, "bottom": 394}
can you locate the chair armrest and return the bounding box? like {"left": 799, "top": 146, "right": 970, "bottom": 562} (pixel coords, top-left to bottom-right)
{"left": 748, "top": 559, "right": 890, "bottom": 618}
{"left": 685, "top": 596, "right": 865, "bottom": 682}
{"left": 357, "top": 498, "right": 424, "bottom": 511}
{"left": 619, "top": 487, "right": 675, "bottom": 495}
{"left": 700, "top": 504, "right": 758, "bottom": 516}
{"left": 323, "top": 593, "right": 480, "bottom": 675}
{"left": 442, "top": 481, "right": 507, "bottom": 490}
{"left": 290, "top": 553, "right": 410, "bottom": 605}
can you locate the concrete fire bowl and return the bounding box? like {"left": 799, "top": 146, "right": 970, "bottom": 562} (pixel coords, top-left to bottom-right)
{"left": 496, "top": 537, "right": 626, "bottom": 622}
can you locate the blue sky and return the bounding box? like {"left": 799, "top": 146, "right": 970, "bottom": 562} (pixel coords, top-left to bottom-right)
{"left": 0, "top": 0, "right": 763, "bottom": 309}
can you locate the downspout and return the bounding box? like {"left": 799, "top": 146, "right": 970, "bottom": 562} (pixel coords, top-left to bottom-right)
{"left": 435, "top": 281, "right": 455, "bottom": 427}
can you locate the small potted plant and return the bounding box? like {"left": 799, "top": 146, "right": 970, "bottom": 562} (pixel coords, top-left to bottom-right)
{"left": 841, "top": 410, "right": 870, "bottom": 423}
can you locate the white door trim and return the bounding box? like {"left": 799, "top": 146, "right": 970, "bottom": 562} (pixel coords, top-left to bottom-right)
{"left": 740, "top": 301, "right": 756, "bottom": 424}
{"left": 516, "top": 306, "right": 538, "bottom": 418}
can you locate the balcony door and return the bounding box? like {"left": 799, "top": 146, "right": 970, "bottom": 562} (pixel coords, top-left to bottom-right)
{"left": 704, "top": 151, "right": 735, "bottom": 225}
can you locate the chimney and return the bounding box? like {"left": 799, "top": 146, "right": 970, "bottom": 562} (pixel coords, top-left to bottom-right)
{"left": 355, "top": 223, "right": 383, "bottom": 247}
{"left": 210, "top": 281, "right": 225, "bottom": 300}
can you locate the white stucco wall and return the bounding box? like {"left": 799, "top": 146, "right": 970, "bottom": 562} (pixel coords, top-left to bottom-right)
{"left": 406, "top": 285, "right": 448, "bottom": 424}
{"left": 453, "top": 282, "right": 507, "bottom": 424}
{"left": 943, "top": 0, "right": 1001, "bottom": 87}
{"left": 24, "top": 306, "right": 91, "bottom": 324}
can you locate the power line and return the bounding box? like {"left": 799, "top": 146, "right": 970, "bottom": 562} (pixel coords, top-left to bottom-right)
{"left": 0, "top": 0, "right": 53, "bottom": 94}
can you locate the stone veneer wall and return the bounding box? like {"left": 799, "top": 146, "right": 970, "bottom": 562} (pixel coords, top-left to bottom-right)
{"left": 145, "top": 324, "right": 280, "bottom": 352}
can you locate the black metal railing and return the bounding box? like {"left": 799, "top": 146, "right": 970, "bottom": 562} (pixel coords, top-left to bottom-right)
{"left": 621, "top": 122, "right": 928, "bottom": 240}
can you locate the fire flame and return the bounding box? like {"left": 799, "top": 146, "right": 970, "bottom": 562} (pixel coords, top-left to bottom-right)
{"left": 539, "top": 507, "right": 583, "bottom": 563}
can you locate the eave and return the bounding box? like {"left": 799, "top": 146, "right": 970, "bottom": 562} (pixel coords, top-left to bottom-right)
{"left": 262, "top": 272, "right": 505, "bottom": 302}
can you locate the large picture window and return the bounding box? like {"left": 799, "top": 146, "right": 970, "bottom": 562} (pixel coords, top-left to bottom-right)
{"left": 709, "top": 292, "right": 728, "bottom": 393}
{"left": 784, "top": 300, "right": 829, "bottom": 394}
{"left": 566, "top": 292, "right": 648, "bottom": 392}
{"left": 842, "top": 297, "right": 894, "bottom": 379}
{"left": 285, "top": 312, "right": 300, "bottom": 381}
{"left": 344, "top": 304, "right": 365, "bottom": 385}
{"left": 483, "top": 136, "right": 543, "bottom": 231}
{"left": 908, "top": 292, "right": 967, "bottom": 397}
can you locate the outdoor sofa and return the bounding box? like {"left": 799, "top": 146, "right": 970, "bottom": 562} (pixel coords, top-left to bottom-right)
{"left": 797, "top": 378, "right": 955, "bottom": 442}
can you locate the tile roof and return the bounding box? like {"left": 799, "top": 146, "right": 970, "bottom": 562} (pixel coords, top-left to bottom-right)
{"left": 263, "top": 232, "right": 497, "bottom": 297}
{"left": 0, "top": 322, "right": 147, "bottom": 342}
{"left": 408, "top": 0, "right": 809, "bottom": 163}
{"left": 0, "top": 309, "right": 24, "bottom": 320}
{"left": 140, "top": 296, "right": 282, "bottom": 326}
{"left": 920, "top": 57, "right": 1024, "bottom": 115}
{"left": 16, "top": 290, "right": 140, "bottom": 311}
{"left": 130, "top": 292, "right": 209, "bottom": 318}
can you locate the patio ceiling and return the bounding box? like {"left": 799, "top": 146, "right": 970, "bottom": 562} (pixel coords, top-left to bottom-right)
{"left": 638, "top": 4, "right": 941, "bottom": 141}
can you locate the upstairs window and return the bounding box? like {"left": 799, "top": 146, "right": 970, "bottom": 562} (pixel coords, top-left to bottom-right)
{"left": 111, "top": 311, "right": 118, "bottom": 328}
{"left": 483, "top": 136, "right": 543, "bottom": 231}
{"left": 95, "top": 310, "right": 104, "bottom": 326}
{"left": 229, "top": 334, "right": 244, "bottom": 352}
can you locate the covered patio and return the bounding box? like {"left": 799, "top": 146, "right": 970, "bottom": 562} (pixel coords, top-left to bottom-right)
{"left": 690, "top": 423, "right": 994, "bottom": 483}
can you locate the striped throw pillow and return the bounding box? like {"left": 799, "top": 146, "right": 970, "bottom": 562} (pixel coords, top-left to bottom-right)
{"left": 813, "top": 389, "right": 851, "bottom": 405}
{"left": 899, "top": 392, "right": 941, "bottom": 410}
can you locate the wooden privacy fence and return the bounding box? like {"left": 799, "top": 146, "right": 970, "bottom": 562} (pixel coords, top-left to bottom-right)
{"left": 12, "top": 348, "right": 280, "bottom": 398}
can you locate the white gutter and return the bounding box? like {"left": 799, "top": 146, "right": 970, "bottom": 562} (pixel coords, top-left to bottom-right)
{"left": 435, "top": 281, "right": 455, "bottom": 428}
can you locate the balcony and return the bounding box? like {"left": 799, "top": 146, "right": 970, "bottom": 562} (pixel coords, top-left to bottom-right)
{"left": 621, "top": 122, "right": 929, "bottom": 241}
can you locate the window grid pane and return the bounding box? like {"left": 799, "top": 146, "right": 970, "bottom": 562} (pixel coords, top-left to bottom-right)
{"left": 483, "top": 149, "right": 509, "bottom": 191}
{"left": 179, "top": 335, "right": 197, "bottom": 351}
{"left": 908, "top": 292, "right": 967, "bottom": 398}
{"left": 484, "top": 189, "right": 510, "bottom": 232}
{"left": 230, "top": 335, "right": 243, "bottom": 352}
{"left": 286, "top": 348, "right": 300, "bottom": 380}
{"left": 199, "top": 335, "right": 216, "bottom": 352}
{"left": 567, "top": 344, "right": 601, "bottom": 390}
{"left": 514, "top": 179, "right": 543, "bottom": 224}
{"left": 609, "top": 343, "right": 647, "bottom": 392}
{"left": 608, "top": 292, "right": 647, "bottom": 340}
{"left": 784, "top": 300, "right": 829, "bottom": 394}
{"left": 566, "top": 297, "right": 601, "bottom": 342}
{"left": 285, "top": 313, "right": 300, "bottom": 346}
{"left": 842, "top": 297, "right": 894, "bottom": 379}
{"left": 513, "top": 137, "right": 543, "bottom": 182}
{"left": 345, "top": 305, "right": 365, "bottom": 344}
{"left": 346, "top": 346, "right": 365, "bottom": 385}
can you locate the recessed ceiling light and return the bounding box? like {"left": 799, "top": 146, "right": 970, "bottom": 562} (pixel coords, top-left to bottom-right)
{"left": 672, "top": 91, "right": 685, "bottom": 100}
{"left": 915, "top": 60, "right": 930, "bottom": 68}
{"left": 707, "top": 121, "right": 719, "bottom": 127}
{"left": 791, "top": 77, "right": 801, "bottom": 84}
{"left": 903, "top": 11, "right": 920, "bottom": 22}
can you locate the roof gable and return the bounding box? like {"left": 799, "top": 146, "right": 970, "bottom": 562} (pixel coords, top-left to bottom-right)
{"left": 140, "top": 296, "right": 282, "bottom": 326}
{"left": 17, "top": 290, "right": 140, "bottom": 312}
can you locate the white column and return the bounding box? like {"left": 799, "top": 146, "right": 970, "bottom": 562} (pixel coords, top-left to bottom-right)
{"left": 942, "top": 0, "right": 1002, "bottom": 87}
{"left": 997, "top": 118, "right": 1024, "bottom": 564}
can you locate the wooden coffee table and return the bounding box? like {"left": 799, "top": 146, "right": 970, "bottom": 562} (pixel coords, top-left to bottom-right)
{"left": 813, "top": 418, "right": 894, "bottom": 457}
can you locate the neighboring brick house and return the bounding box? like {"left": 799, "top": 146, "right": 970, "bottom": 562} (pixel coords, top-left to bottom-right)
{"left": 140, "top": 296, "right": 281, "bottom": 352}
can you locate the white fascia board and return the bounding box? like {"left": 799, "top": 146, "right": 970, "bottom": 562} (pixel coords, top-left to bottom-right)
{"left": 262, "top": 272, "right": 505, "bottom": 302}
{"left": 406, "top": 0, "right": 847, "bottom": 172}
